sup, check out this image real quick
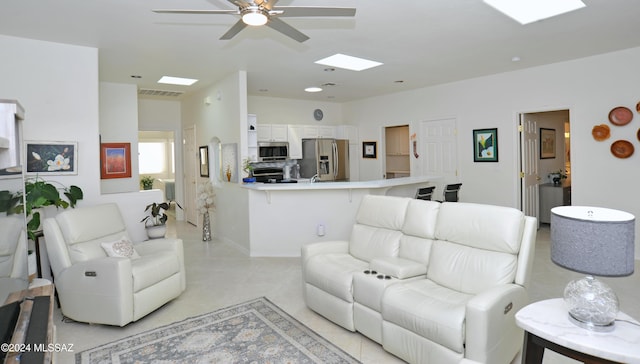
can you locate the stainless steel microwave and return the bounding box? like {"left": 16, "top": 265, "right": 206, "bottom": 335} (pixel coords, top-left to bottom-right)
{"left": 258, "top": 141, "right": 289, "bottom": 161}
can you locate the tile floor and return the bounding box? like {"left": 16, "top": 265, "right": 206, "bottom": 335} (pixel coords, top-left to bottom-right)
{"left": 54, "top": 221, "right": 640, "bottom": 363}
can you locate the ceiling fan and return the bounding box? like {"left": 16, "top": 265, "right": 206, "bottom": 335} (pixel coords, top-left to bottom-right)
{"left": 152, "top": 0, "right": 356, "bottom": 43}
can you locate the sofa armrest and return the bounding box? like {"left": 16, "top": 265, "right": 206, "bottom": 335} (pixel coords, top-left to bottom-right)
{"left": 370, "top": 257, "right": 427, "bottom": 279}
{"left": 465, "top": 284, "right": 528, "bottom": 364}
{"left": 301, "top": 240, "right": 348, "bottom": 263}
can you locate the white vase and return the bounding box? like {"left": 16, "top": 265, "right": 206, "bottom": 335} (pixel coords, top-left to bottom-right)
{"left": 146, "top": 225, "right": 166, "bottom": 239}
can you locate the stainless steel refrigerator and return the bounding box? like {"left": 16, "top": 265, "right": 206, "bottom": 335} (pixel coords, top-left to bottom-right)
{"left": 300, "top": 138, "right": 349, "bottom": 181}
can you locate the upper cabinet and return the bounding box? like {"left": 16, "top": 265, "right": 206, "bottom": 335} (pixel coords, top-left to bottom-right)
{"left": 247, "top": 114, "right": 258, "bottom": 161}
{"left": 257, "top": 124, "right": 288, "bottom": 142}
{"left": 303, "top": 125, "right": 335, "bottom": 139}
{"left": 288, "top": 126, "right": 303, "bottom": 159}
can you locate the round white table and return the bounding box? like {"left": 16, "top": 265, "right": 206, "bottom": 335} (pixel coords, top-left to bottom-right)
{"left": 515, "top": 298, "right": 640, "bottom": 364}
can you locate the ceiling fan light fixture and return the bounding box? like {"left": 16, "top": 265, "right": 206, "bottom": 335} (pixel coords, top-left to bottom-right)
{"left": 242, "top": 7, "right": 268, "bottom": 26}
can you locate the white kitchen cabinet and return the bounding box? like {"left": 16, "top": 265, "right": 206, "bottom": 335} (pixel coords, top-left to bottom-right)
{"left": 288, "top": 125, "right": 303, "bottom": 159}
{"left": 257, "top": 124, "right": 288, "bottom": 142}
{"left": 302, "top": 125, "right": 336, "bottom": 139}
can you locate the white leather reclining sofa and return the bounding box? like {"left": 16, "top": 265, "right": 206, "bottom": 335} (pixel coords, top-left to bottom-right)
{"left": 302, "top": 195, "right": 537, "bottom": 364}
{"left": 43, "top": 203, "right": 186, "bottom": 326}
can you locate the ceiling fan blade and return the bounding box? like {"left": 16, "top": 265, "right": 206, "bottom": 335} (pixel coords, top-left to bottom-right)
{"left": 152, "top": 9, "right": 238, "bottom": 15}
{"left": 266, "top": 17, "right": 309, "bottom": 42}
{"left": 274, "top": 7, "right": 356, "bottom": 17}
{"left": 220, "top": 19, "right": 248, "bottom": 40}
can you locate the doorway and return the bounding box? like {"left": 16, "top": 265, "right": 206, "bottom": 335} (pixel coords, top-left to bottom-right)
{"left": 519, "top": 110, "right": 571, "bottom": 224}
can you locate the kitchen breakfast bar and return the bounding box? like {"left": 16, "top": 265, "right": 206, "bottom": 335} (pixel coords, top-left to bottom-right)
{"left": 235, "top": 176, "right": 439, "bottom": 256}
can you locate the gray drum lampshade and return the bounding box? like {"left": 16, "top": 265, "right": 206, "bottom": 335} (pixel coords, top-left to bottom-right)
{"left": 551, "top": 206, "right": 635, "bottom": 277}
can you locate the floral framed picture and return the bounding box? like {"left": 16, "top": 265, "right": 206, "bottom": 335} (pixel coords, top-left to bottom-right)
{"left": 473, "top": 128, "right": 498, "bottom": 162}
{"left": 100, "top": 142, "right": 132, "bottom": 179}
{"left": 362, "top": 141, "right": 377, "bottom": 159}
{"left": 26, "top": 141, "right": 78, "bottom": 175}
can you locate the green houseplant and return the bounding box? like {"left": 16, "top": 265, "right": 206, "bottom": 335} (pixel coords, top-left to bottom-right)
{"left": 0, "top": 190, "right": 21, "bottom": 215}
{"left": 140, "top": 200, "right": 182, "bottom": 239}
{"left": 19, "top": 177, "right": 84, "bottom": 240}
{"left": 140, "top": 175, "right": 154, "bottom": 190}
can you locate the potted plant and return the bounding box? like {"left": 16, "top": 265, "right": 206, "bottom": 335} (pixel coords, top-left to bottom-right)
{"left": 0, "top": 190, "right": 21, "bottom": 215}
{"left": 242, "top": 158, "right": 255, "bottom": 183}
{"left": 140, "top": 175, "right": 154, "bottom": 190}
{"left": 140, "top": 200, "right": 183, "bottom": 239}
{"left": 18, "top": 176, "right": 84, "bottom": 240}
{"left": 548, "top": 169, "right": 568, "bottom": 185}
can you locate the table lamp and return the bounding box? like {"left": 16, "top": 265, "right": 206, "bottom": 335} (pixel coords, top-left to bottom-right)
{"left": 550, "top": 206, "right": 635, "bottom": 332}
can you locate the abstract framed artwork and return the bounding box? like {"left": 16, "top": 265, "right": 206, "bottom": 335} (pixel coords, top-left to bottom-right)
{"left": 199, "top": 146, "right": 209, "bottom": 177}
{"left": 540, "top": 128, "right": 556, "bottom": 159}
{"left": 25, "top": 141, "right": 78, "bottom": 175}
{"left": 473, "top": 128, "right": 498, "bottom": 162}
{"left": 100, "top": 142, "right": 131, "bottom": 179}
{"left": 362, "top": 141, "right": 377, "bottom": 159}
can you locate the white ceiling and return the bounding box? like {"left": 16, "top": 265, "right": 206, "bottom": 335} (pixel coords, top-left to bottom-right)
{"left": 1, "top": 0, "right": 639, "bottom": 102}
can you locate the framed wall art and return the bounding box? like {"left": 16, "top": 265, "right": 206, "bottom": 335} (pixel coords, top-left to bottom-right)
{"left": 100, "top": 142, "right": 131, "bottom": 179}
{"left": 26, "top": 141, "right": 78, "bottom": 175}
{"left": 473, "top": 128, "right": 498, "bottom": 162}
{"left": 362, "top": 141, "right": 377, "bottom": 159}
{"left": 540, "top": 128, "right": 556, "bottom": 159}
{"left": 199, "top": 146, "right": 209, "bottom": 177}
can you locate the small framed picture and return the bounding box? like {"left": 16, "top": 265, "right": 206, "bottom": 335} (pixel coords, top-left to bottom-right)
{"left": 26, "top": 141, "right": 78, "bottom": 175}
{"left": 100, "top": 142, "right": 132, "bottom": 179}
{"left": 473, "top": 128, "right": 498, "bottom": 162}
{"left": 540, "top": 128, "right": 556, "bottom": 159}
{"left": 199, "top": 146, "right": 209, "bottom": 177}
{"left": 362, "top": 141, "right": 377, "bottom": 159}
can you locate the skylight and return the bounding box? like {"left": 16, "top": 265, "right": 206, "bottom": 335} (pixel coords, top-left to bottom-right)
{"left": 483, "top": 0, "right": 586, "bottom": 25}
{"left": 314, "top": 54, "right": 383, "bottom": 72}
{"left": 158, "top": 76, "right": 198, "bottom": 86}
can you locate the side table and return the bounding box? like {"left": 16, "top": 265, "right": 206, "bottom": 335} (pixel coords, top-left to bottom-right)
{"left": 515, "top": 298, "right": 640, "bottom": 364}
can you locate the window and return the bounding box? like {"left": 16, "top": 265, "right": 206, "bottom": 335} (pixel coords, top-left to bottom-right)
{"left": 139, "top": 142, "right": 166, "bottom": 174}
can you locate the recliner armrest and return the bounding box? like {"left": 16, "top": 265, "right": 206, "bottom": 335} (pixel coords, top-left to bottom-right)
{"left": 301, "top": 240, "right": 348, "bottom": 263}
{"left": 465, "top": 284, "right": 528, "bottom": 364}
{"left": 370, "top": 256, "right": 427, "bottom": 279}
{"left": 134, "top": 237, "right": 185, "bottom": 291}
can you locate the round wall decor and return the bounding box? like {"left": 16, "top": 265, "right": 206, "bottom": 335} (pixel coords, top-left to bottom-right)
{"left": 608, "top": 106, "right": 633, "bottom": 126}
{"left": 610, "top": 140, "right": 634, "bottom": 159}
{"left": 313, "top": 108, "right": 324, "bottom": 121}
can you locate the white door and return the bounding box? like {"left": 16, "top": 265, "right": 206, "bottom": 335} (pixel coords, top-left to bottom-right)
{"left": 420, "top": 118, "right": 458, "bottom": 197}
{"left": 520, "top": 114, "right": 540, "bottom": 224}
{"left": 183, "top": 125, "right": 198, "bottom": 226}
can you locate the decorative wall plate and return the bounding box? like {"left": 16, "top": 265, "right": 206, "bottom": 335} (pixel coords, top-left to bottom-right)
{"left": 608, "top": 106, "right": 633, "bottom": 126}
{"left": 610, "top": 140, "right": 634, "bottom": 158}
{"left": 637, "top": 128, "right": 640, "bottom": 142}
{"left": 637, "top": 101, "right": 640, "bottom": 113}
{"left": 592, "top": 124, "right": 610, "bottom": 141}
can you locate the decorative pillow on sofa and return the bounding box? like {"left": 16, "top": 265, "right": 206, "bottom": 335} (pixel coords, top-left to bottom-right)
{"left": 101, "top": 236, "right": 141, "bottom": 259}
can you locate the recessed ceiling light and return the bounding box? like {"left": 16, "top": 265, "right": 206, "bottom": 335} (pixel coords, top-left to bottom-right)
{"left": 512, "top": 56, "right": 521, "bottom": 62}
{"left": 315, "top": 54, "right": 383, "bottom": 72}
{"left": 483, "top": 0, "right": 585, "bottom": 25}
{"left": 158, "top": 76, "right": 198, "bottom": 86}
{"left": 305, "top": 87, "right": 323, "bottom": 93}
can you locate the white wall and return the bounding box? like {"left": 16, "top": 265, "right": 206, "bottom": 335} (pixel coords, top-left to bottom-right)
{"left": 181, "top": 71, "right": 251, "bottom": 251}
{"left": 248, "top": 96, "right": 342, "bottom": 126}
{"left": 0, "top": 35, "right": 102, "bottom": 202}
{"left": 99, "top": 82, "right": 140, "bottom": 194}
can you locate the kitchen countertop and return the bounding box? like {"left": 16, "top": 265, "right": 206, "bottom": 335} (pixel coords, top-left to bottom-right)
{"left": 240, "top": 176, "right": 439, "bottom": 191}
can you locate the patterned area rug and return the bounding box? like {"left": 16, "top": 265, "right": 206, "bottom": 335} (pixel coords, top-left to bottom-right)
{"left": 76, "top": 297, "right": 360, "bottom": 363}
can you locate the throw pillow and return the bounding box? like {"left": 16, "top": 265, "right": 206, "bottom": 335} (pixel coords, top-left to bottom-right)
{"left": 101, "top": 236, "right": 141, "bottom": 260}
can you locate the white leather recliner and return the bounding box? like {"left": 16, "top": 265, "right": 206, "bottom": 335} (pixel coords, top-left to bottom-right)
{"left": 42, "top": 203, "right": 186, "bottom": 326}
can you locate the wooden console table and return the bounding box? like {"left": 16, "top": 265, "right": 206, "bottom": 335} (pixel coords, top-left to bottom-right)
{"left": 3, "top": 284, "right": 54, "bottom": 364}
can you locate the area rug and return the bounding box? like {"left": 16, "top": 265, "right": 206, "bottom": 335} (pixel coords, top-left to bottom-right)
{"left": 76, "top": 297, "right": 360, "bottom": 363}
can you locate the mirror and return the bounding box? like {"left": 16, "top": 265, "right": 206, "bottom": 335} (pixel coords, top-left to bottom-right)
{"left": 0, "top": 100, "right": 28, "bottom": 303}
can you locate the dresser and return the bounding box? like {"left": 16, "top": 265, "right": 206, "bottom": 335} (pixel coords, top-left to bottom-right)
{"left": 539, "top": 181, "right": 571, "bottom": 224}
